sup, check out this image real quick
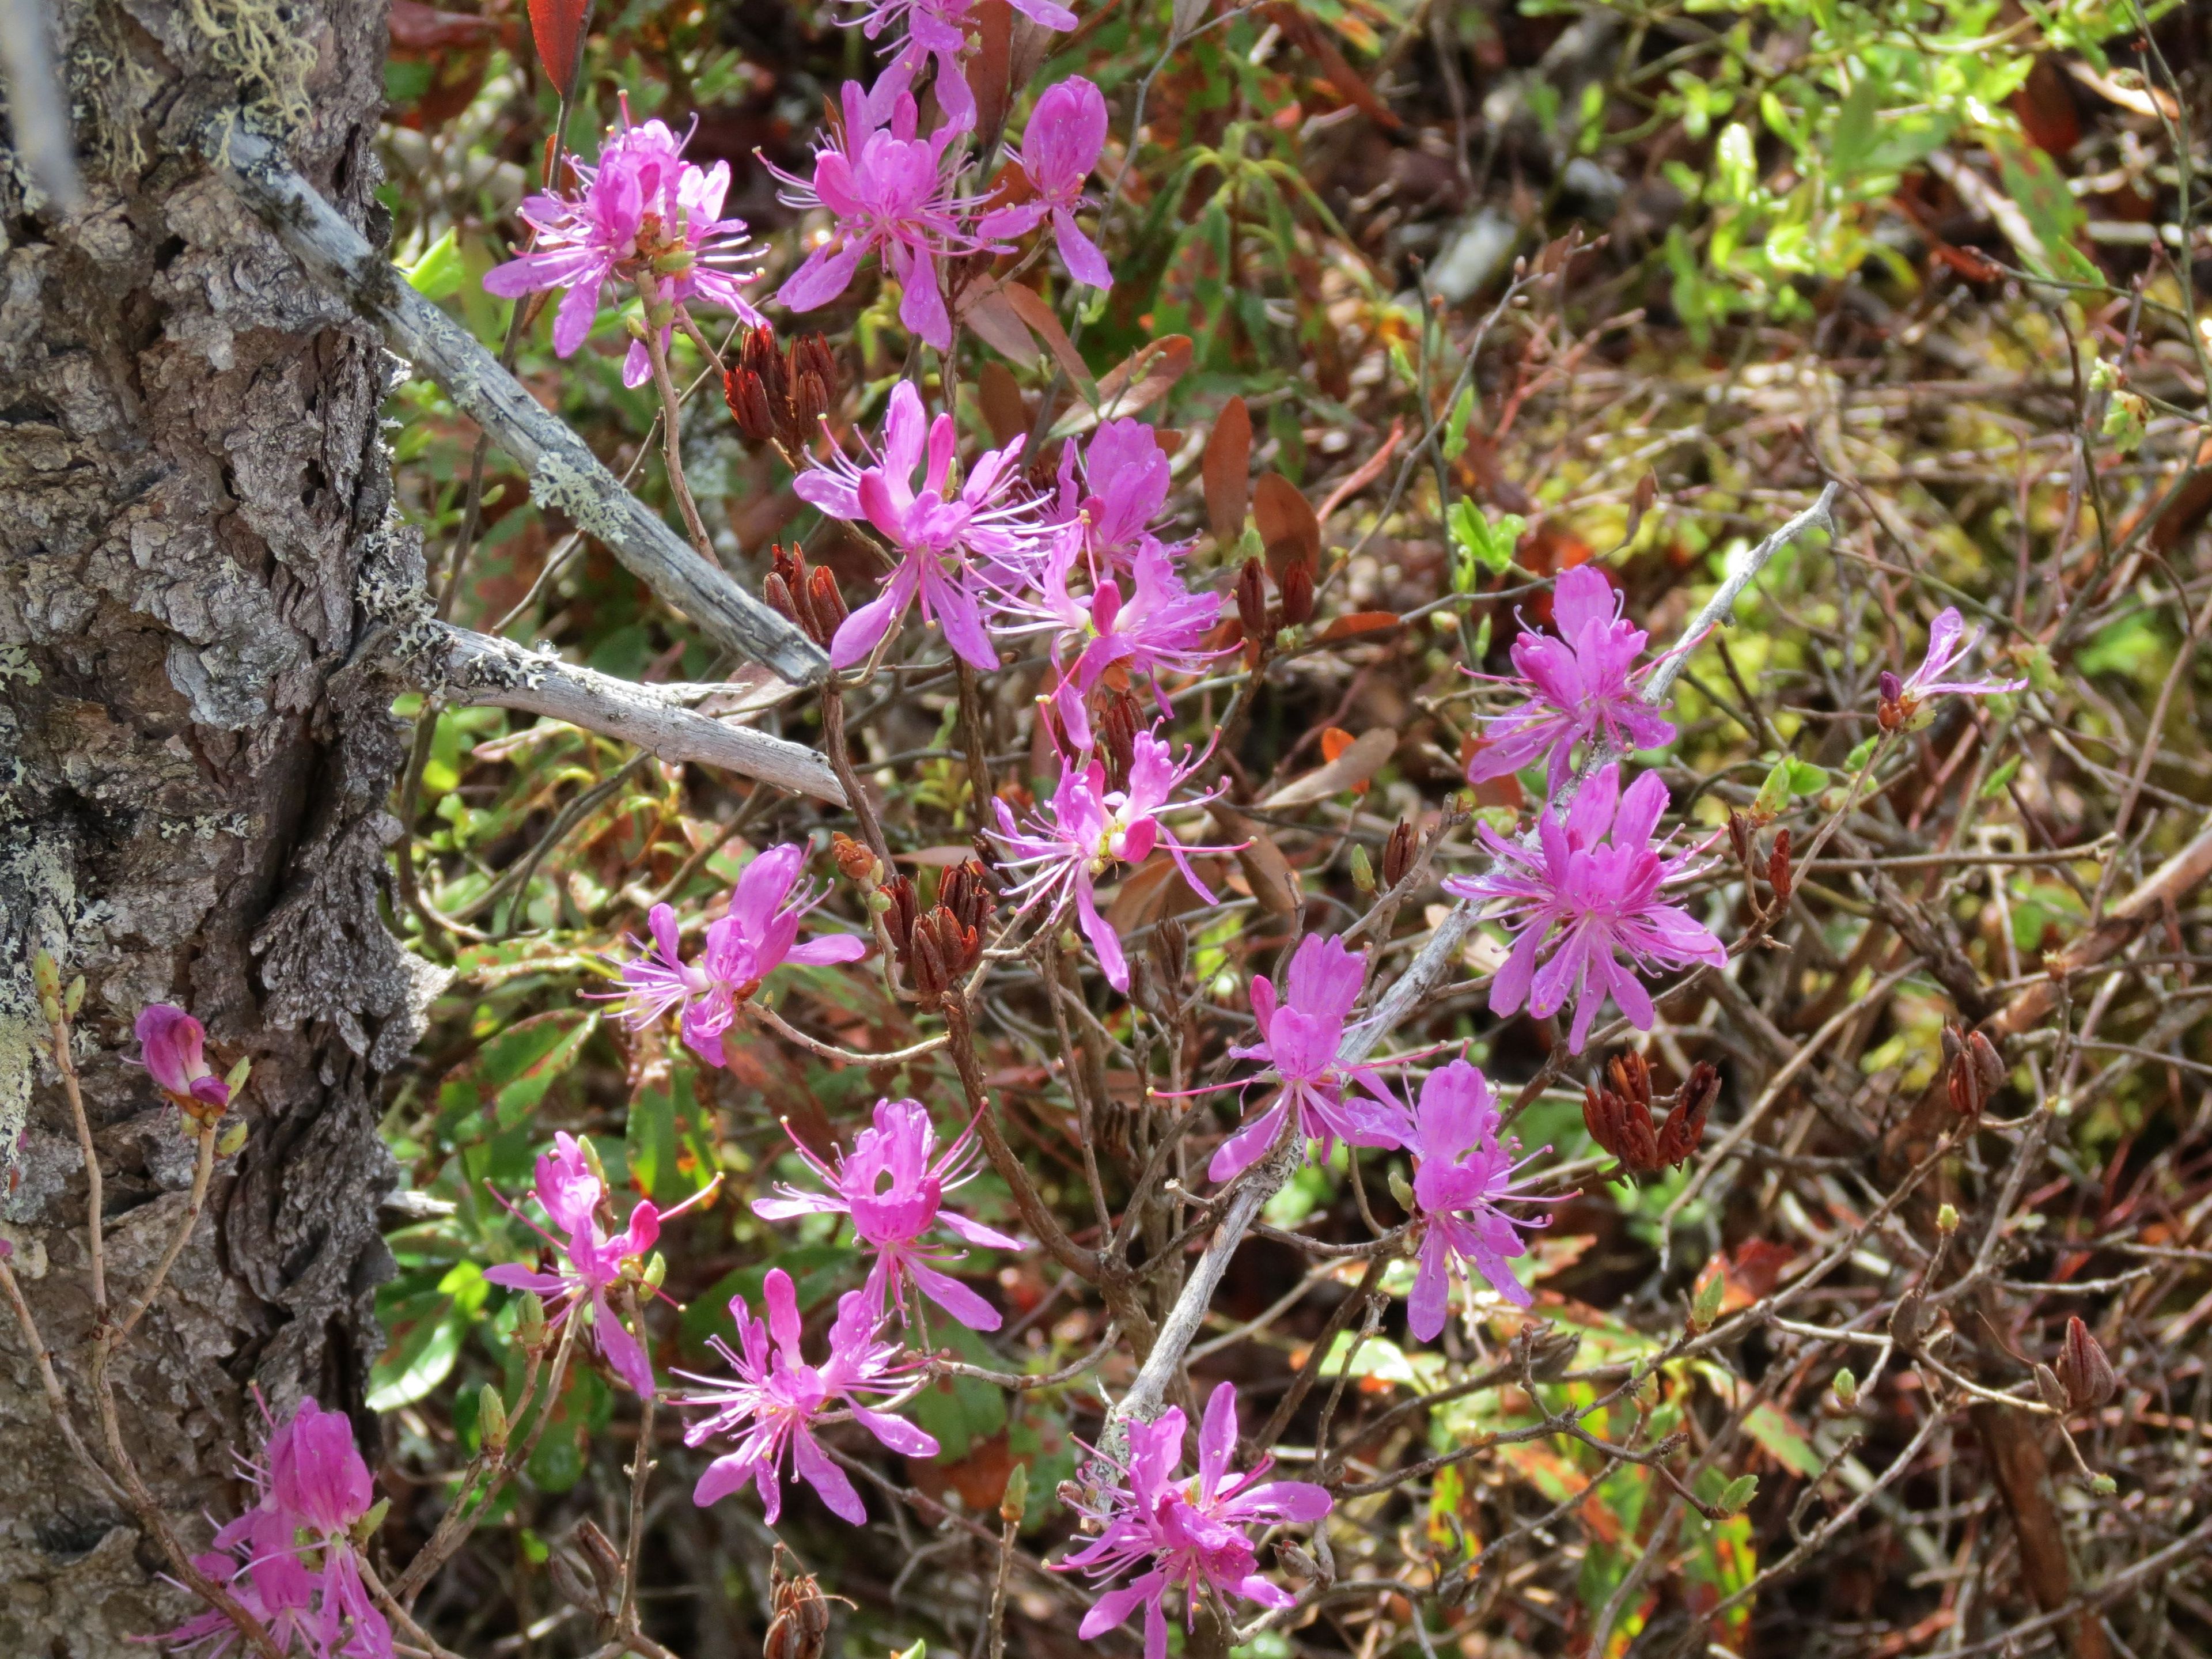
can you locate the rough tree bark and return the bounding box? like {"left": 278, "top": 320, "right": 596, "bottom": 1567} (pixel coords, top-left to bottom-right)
{"left": 1, "top": 3, "right": 417, "bottom": 1652}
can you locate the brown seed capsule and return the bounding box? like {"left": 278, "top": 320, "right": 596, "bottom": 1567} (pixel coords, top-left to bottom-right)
{"left": 2056, "top": 1316, "right": 2116, "bottom": 1410}
{"left": 743, "top": 321, "right": 788, "bottom": 401}
{"left": 1891, "top": 1287, "right": 1927, "bottom": 1350}
{"left": 1099, "top": 691, "right": 1139, "bottom": 793}
{"left": 1767, "top": 827, "right": 1793, "bottom": 908}
{"left": 2032, "top": 1362, "right": 2069, "bottom": 1415}
{"left": 806, "top": 564, "right": 848, "bottom": 635}
{"left": 1152, "top": 916, "right": 1188, "bottom": 993}
{"left": 1969, "top": 1030, "right": 2005, "bottom": 1099}
{"left": 1278, "top": 558, "right": 1315, "bottom": 628}
{"left": 910, "top": 918, "right": 948, "bottom": 1002}
{"left": 764, "top": 1547, "right": 832, "bottom": 1659}
{"left": 725, "top": 366, "right": 778, "bottom": 444}
{"left": 1236, "top": 557, "right": 1268, "bottom": 665}
{"left": 763, "top": 567, "right": 801, "bottom": 628}
{"left": 1656, "top": 1061, "right": 1719, "bottom": 1167}
{"left": 1726, "top": 810, "right": 1753, "bottom": 872}
{"left": 1582, "top": 1063, "right": 1660, "bottom": 1172}
{"left": 1944, "top": 1024, "right": 1985, "bottom": 1119}
{"left": 882, "top": 876, "right": 919, "bottom": 967}
{"left": 1382, "top": 817, "right": 1417, "bottom": 891}
{"left": 1525, "top": 1321, "right": 1582, "bottom": 1379}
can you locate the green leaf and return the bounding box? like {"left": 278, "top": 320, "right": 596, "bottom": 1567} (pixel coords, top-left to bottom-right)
{"left": 1449, "top": 502, "right": 1524, "bottom": 589}
{"left": 1785, "top": 759, "right": 1827, "bottom": 797}
{"left": 1742, "top": 1403, "right": 1825, "bottom": 1478}
{"left": 1831, "top": 76, "right": 1878, "bottom": 177}
{"left": 368, "top": 1308, "right": 464, "bottom": 1411}
{"left": 1979, "top": 756, "right": 2022, "bottom": 800}
{"left": 1842, "top": 736, "right": 1878, "bottom": 774}
{"left": 1716, "top": 1472, "right": 1759, "bottom": 1515}
{"left": 1442, "top": 385, "right": 1476, "bottom": 461}
{"left": 1751, "top": 758, "right": 1794, "bottom": 821}
{"left": 406, "top": 228, "right": 466, "bottom": 302}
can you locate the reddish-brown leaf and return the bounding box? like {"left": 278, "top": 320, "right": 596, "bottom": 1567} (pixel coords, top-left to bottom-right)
{"left": 999, "top": 282, "right": 1093, "bottom": 396}
{"left": 1260, "top": 2, "right": 1403, "bottom": 131}
{"left": 390, "top": 1, "right": 500, "bottom": 50}
{"left": 978, "top": 361, "right": 1028, "bottom": 450}
{"left": 1260, "top": 728, "right": 1395, "bottom": 809}
{"left": 2010, "top": 56, "right": 2081, "bottom": 158}
{"left": 957, "top": 276, "right": 1039, "bottom": 367}
{"left": 967, "top": 0, "right": 1016, "bottom": 153}
{"left": 1205, "top": 396, "right": 1252, "bottom": 545}
{"left": 1211, "top": 806, "right": 1302, "bottom": 915}
{"left": 1254, "top": 472, "right": 1321, "bottom": 590}
{"left": 1052, "top": 334, "right": 1192, "bottom": 434}
{"left": 526, "top": 0, "right": 592, "bottom": 97}
{"left": 1315, "top": 610, "right": 1402, "bottom": 643}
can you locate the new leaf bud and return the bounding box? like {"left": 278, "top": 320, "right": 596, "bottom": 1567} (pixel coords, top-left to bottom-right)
{"left": 63, "top": 976, "right": 85, "bottom": 1020}
{"left": 1831, "top": 1366, "right": 1857, "bottom": 1408}
{"left": 1690, "top": 1268, "right": 1725, "bottom": 1332}
{"left": 1936, "top": 1202, "right": 1959, "bottom": 1234}
{"left": 215, "top": 1120, "right": 249, "bottom": 1158}
{"left": 480, "top": 1382, "right": 510, "bottom": 1449}
{"left": 999, "top": 1462, "right": 1028, "bottom": 1526}
{"left": 1716, "top": 1474, "right": 1758, "bottom": 1517}
{"left": 1387, "top": 1170, "right": 1415, "bottom": 1213}
{"left": 1349, "top": 842, "right": 1376, "bottom": 894}
{"left": 517, "top": 1291, "right": 548, "bottom": 1345}
{"left": 353, "top": 1497, "right": 391, "bottom": 1548}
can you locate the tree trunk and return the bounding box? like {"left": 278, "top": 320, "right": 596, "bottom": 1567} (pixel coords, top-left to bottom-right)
{"left": 1, "top": 3, "right": 413, "bottom": 1653}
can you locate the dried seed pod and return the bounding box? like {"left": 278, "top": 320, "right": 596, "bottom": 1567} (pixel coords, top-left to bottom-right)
{"left": 909, "top": 917, "right": 949, "bottom": 1002}
{"left": 1969, "top": 1030, "right": 2005, "bottom": 1098}
{"left": 1583, "top": 1072, "right": 1660, "bottom": 1171}
{"left": 806, "top": 565, "right": 848, "bottom": 637}
{"left": 725, "top": 365, "right": 778, "bottom": 443}
{"left": 1278, "top": 557, "right": 1315, "bottom": 628}
{"left": 1381, "top": 817, "right": 1417, "bottom": 891}
{"left": 1608, "top": 1051, "right": 1653, "bottom": 1111}
{"left": 763, "top": 565, "right": 802, "bottom": 628}
{"left": 1099, "top": 691, "right": 1139, "bottom": 793}
{"left": 1944, "top": 1024, "right": 1986, "bottom": 1119}
{"left": 1726, "top": 809, "right": 1753, "bottom": 872}
{"left": 577, "top": 1520, "right": 624, "bottom": 1599}
{"left": 1656, "top": 1062, "right": 1719, "bottom": 1168}
{"left": 764, "top": 1548, "right": 832, "bottom": 1659}
{"left": 546, "top": 1551, "right": 601, "bottom": 1620}
{"left": 1152, "top": 916, "right": 1188, "bottom": 993}
{"left": 1525, "top": 1323, "right": 1582, "bottom": 1379}
{"left": 2033, "top": 1362, "right": 2070, "bottom": 1415}
{"left": 1236, "top": 558, "right": 1268, "bottom": 664}
{"left": 1891, "top": 1286, "right": 1927, "bottom": 1350}
{"left": 881, "top": 875, "right": 920, "bottom": 971}
{"left": 1767, "top": 827, "right": 1793, "bottom": 907}
{"left": 2055, "top": 1316, "right": 2116, "bottom": 1410}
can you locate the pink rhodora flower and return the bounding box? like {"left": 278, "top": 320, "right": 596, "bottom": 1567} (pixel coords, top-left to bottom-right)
{"left": 976, "top": 77, "right": 1111, "bottom": 289}
{"left": 1060, "top": 1382, "right": 1331, "bottom": 1659}
{"left": 796, "top": 380, "right": 1047, "bottom": 672}
{"left": 608, "top": 843, "right": 868, "bottom": 1069}
{"left": 1052, "top": 419, "right": 1175, "bottom": 573}
{"left": 1445, "top": 764, "right": 1725, "bottom": 1054}
{"left": 988, "top": 728, "right": 1230, "bottom": 992}
{"left": 754, "top": 1097, "right": 1023, "bottom": 1331}
{"left": 1880, "top": 606, "right": 2027, "bottom": 718}
{"left": 135, "top": 1003, "right": 230, "bottom": 1115}
{"left": 483, "top": 109, "right": 764, "bottom": 389}
{"left": 1404, "top": 1059, "right": 1554, "bottom": 1338}
{"left": 1207, "top": 933, "right": 1410, "bottom": 1183}
{"left": 770, "top": 73, "right": 987, "bottom": 351}
{"left": 1466, "top": 563, "right": 1677, "bottom": 794}
{"left": 158, "top": 1399, "right": 392, "bottom": 1659}
{"left": 682, "top": 1270, "right": 937, "bottom": 1524}
{"left": 487, "top": 1133, "right": 717, "bottom": 1397}
{"left": 840, "top": 0, "right": 1078, "bottom": 130}
{"left": 1010, "top": 529, "right": 1222, "bottom": 747}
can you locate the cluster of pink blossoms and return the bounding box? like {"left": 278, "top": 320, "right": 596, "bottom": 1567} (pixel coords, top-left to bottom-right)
{"left": 1060, "top": 1383, "right": 1332, "bottom": 1659}
{"left": 160, "top": 1399, "right": 391, "bottom": 1659}
{"left": 483, "top": 108, "right": 764, "bottom": 388}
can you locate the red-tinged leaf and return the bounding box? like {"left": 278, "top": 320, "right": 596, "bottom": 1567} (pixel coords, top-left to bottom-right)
{"left": 978, "top": 361, "right": 1028, "bottom": 449}
{"left": 958, "top": 276, "right": 1039, "bottom": 368}
{"left": 967, "top": 0, "right": 1016, "bottom": 154}
{"left": 390, "top": 1, "right": 500, "bottom": 50}
{"left": 1316, "top": 416, "right": 1404, "bottom": 522}
{"left": 1260, "top": 2, "right": 1403, "bottom": 131}
{"left": 1205, "top": 396, "right": 1252, "bottom": 544}
{"left": 1055, "top": 335, "right": 1194, "bottom": 435}
{"left": 526, "top": 0, "right": 593, "bottom": 98}
{"left": 999, "top": 282, "right": 1093, "bottom": 397}
{"left": 1254, "top": 472, "right": 1321, "bottom": 589}
{"left": 1316, "top": 611, "right": 1402, "bottom": 643}
{"left": 1260, "top": 728, "right": 1395, "bottom": 810}
{"left": 1320, "top": 726, "right": 1354, "bottom": 764}
{"left": 1211, "top": 806, "right": 1301, "bottom": 915}
{"left": 2010, "top": 56, "right": 2080, "bottom": 158}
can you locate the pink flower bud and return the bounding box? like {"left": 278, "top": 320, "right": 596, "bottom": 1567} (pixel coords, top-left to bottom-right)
{"left": 135, "top": 1004, "right": 230, "bottom": 1115}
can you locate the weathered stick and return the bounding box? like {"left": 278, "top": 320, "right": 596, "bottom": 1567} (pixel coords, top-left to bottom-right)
{"left": 208, "top": 126, "right": 828, "bottom": 686}
{"left": 433, "top": 624, "right": 847, "bottom": 804}
{"left": 1100, "top": 484, "right": 1840, "bottom": 1442}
